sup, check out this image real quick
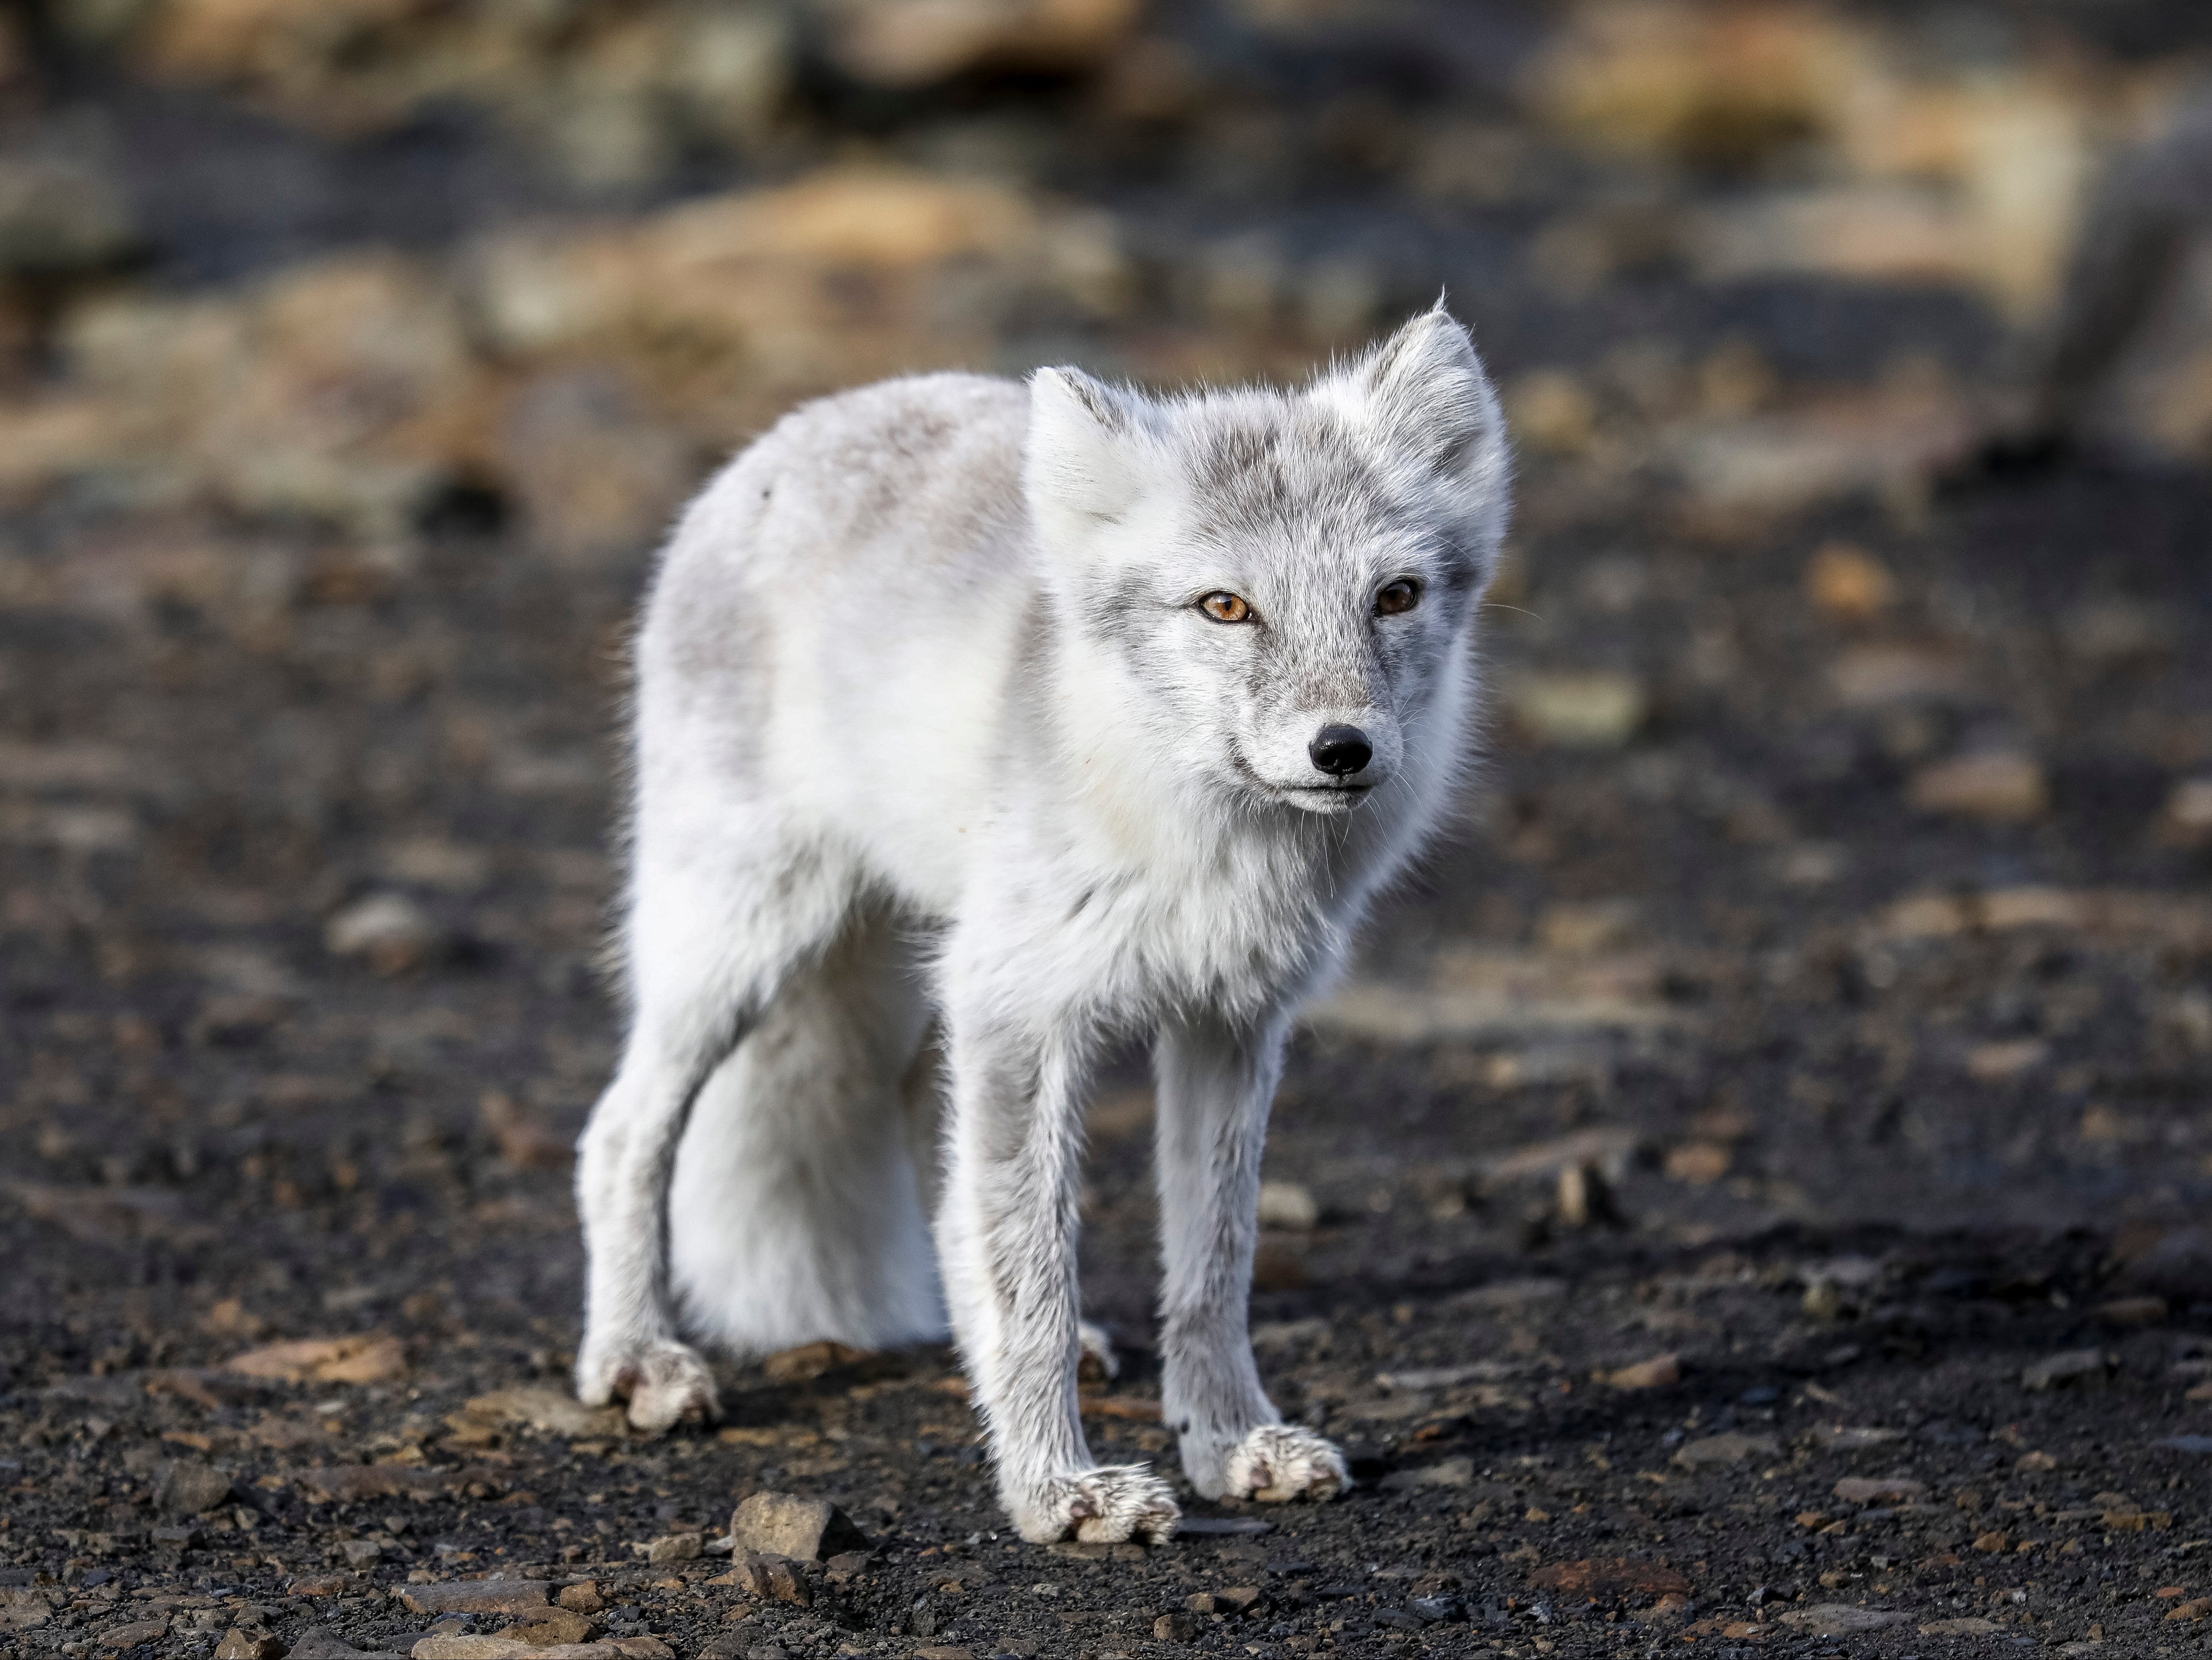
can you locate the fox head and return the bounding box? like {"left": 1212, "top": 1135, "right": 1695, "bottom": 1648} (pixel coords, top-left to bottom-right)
{"left": 1024, "top": 306, "right": 1511, "bottom": 819}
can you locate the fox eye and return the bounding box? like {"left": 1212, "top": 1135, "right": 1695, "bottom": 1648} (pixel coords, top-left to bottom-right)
{"left": 1375, "top": 579, "right": 1420, "bottom": 617}
{"left": 1199, "top": 592, "right": 1251, "bottom": 624}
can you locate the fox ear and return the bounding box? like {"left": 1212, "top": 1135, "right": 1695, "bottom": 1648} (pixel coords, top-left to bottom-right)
{"left": 1339, "top": 305, "right": 1507, "bottom": 492}
{"left": 1025, "top": 366, "right": 1148, "bottom": 528}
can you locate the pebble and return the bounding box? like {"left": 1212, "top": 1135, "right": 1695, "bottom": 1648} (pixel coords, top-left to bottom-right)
{"left": 727, "top": 1493, "right": 865, "bottom": 1562}
{"left": 2165, "top": 778, "right": 2212, "bottom": 844}
{"left": 1777, "top": 1604, "right": 1910, "bottom": 1634}
{"left": 461, "top": 1387, "right": 623, "bottom": 1440}
{"left": 400, "top": 1583, "right": 552, "bottom": 1617}
{"left": 1832, "top": 1476, "right": 1925, "bottom": 1503}
{"left": 1256, "top": 1180, "right": 1318, "bottom": 1231}
{"left": 156, "top": 1461, "right": 236, "bottom": 1517}
{"left": 324, "top": 892, "right": 446, "bottom": 974}
{"left": 1804, "top": 542, "right": 1895, "bottom": 622}
{"left": 1604, "top": 1353, "right": 1681, "bottom": 1389}
{"left": 1672, "top": 1432, "right": 1779, "bottom": 1471}
{"left": 642, "top": 1533, "right": 700, "bottom": 1563}
{"left": 1907, "top": 751, "right": 2049, "bottom": 822}
{"left": 214, "top": 1632, "right": 286, "bottom": 1660}
{"left": 1153, "top": 1611, "right": 1199, "bottom": 1640}
{"left": 2022, "top": 1349, "right": 2110, "bottom": 1390}
{"left": 338, "top": 1540, "right": 383, "bottom": 1568}
{"left": 228, "top": 1332, "right": 408, "bottom": 1385}
{"left": 1506, "top": 670, "right": 1647, "bottom": 748}
{"left": 722, "top": 1552, "right": 810, "bottom": 1606}
{"left": 501, "top": 1609, "right": 598, "bottom": 1646}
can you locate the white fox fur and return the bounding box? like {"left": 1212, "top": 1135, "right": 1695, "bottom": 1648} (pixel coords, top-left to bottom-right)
{"left": 575, "top": 306, "right": 1512, "bottom": 1544}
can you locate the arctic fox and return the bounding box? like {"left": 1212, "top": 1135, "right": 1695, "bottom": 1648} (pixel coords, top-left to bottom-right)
{"left": 575, "top": 306, "right": 1512, "bottom": 1545}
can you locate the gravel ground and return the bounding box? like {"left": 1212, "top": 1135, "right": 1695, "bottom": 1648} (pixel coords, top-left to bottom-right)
{"left": 6, "top": 4, "right": 2212, "bottom": 1658}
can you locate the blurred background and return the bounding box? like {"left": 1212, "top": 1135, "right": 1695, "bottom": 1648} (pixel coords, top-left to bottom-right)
{"left": 2, "top": 0, "right": 2211, "bottom": 1360}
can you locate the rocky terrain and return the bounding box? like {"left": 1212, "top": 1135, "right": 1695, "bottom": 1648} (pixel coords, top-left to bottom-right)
{"left": 4, "top": 0, "right": 2212, "bottom": 1657}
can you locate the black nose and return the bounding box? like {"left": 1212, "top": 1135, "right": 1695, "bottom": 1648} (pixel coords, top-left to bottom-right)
{"left": 1309, "top": 724, "right": 1372, "bottom": 777}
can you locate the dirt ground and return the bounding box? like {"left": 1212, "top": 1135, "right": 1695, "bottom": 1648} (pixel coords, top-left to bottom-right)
{"left": 5, "top": 2, "right": 2212, "bottom": 1658}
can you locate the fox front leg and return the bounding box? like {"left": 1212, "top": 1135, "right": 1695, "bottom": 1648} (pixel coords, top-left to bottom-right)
{"left": 934, "top": 1007, "right": 1179, "bottom": 1545}
{"left": 1155, "top": 1013, "right": 1347, "bottom": 1504}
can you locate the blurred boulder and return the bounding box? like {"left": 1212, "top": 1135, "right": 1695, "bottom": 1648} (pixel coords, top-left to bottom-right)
{"left": 469, "top": 165, "right": 1121, "bottom": 427}
{"left": 11, "top": 250, "right": 482, "bottom": 529}
{"left": 1666, "top": 379, "right": 1976, "bottom": 516}
{"left": 0, "top": 154, "right": 140, "bottom": 277}
{"left": 814, "top": 0, "right": 1142, "bottom": 89}
{"left": 89, "top": 0, "right": 794, "bottom": 183}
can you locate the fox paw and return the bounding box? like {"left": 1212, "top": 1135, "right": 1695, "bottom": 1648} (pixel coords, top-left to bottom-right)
{"left": 1014, "top": 1465, "right": 1180, "bottom": 1545}
{"left": 1224, "top": 1423, "right": 1348, "bottom": 1503}
{"left": 1077, "top": 1320, "right": 1120, "bottom": 1383}
{"left": 577, "top": 1338, "right": 718, "bottom": 1434}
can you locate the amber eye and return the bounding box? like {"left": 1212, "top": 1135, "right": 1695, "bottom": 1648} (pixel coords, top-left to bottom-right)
{"left": 1375, "top": 579, "right": 1420, "bottom": 617}
{"left": 1200, "top": 592, "right": 1251, "bottom": 624}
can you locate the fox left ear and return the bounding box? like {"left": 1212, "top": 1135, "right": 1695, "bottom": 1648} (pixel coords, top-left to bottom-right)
{"left": 1335, "top": 305, "right": 1508, "bottom": 495}
{"left": 1025, "top": 366, "right": 1149, "bottom": 531}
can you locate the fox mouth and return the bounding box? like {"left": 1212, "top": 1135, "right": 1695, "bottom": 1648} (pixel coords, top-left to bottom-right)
{"left": 1280, "top": 781, "right": 1375, "bottom": 811}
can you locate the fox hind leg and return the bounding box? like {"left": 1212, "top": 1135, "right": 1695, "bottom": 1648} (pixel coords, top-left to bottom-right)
{"left": 575, "top": 824, "right": 858, "bottom": 1432}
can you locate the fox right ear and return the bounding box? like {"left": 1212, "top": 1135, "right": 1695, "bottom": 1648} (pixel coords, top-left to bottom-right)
{"left": 1026, "top": 366, "right": 1147, "bottom": 527}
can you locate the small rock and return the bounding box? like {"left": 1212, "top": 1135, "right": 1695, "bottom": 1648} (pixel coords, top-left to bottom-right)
{"left": 645, "top": 1533, "right": 701, "bottom": 1563}
{"left": 909, "top": 1649, "right": 973, "bottom": 1660}
{"left": 759, "top": 1341, "right": 874, "bottom": 1383}
{"left": 1920, "top": 1617, "right": 2002, "bottom": 1635}
{"left": 1408, "top": 1594, "right": 1464, "bottom": 1622}
{"left": 324, "top": 892, "right": 445, "bottom": 974}
{"left": 102, "top": 1619, "right": 171, "bottom": 1648}
{"left": 156, "top": 1462, "right": 236, "bottom": 1517}
{"left": 1672, "top": 1432, "right": 1778, "bottom": 1471}
{"left": 339, "top": 1539, "right": 383, "bottom": 1568}
{"left": 1907, "top": 752, "right": 2049, "bottom": 823}
{"left": 1828, "top": 643, "right": 1973, "bottom": 708}
{"left": 407, "top": 1641, "right": 527, "bottom": 1660}
{"left": 292, "top": 1577, "right": 348, "bottom": 1598}
{"left": 1776, "top": 1604, "right": 1910, "bottom": 1635}
{"left": 149, "top": 1524, "right": 204, "bottom": 1548}
{"left": 1833, "top": 1476, "right": 1925, "bottom": 1504}
{"left": 728, "top": 1493, "right": 865, "bottom": 1562}
{"left": 556, "top": 1584, "right": 603, "bottom": 1614}
{"left": 462, "top": 1387, "right": 620, "bottom": 1439}
{"left": 1972, "top": 1529, "right": 2011, "bottom": 1552}
{"left": 1256, "top": 1181, "right": 1318, "bottom": 1231}
{"left": 1604, "top": 1353, "right": 1680, "bottom": 1390}
{"left": 1662, "top": 1141, "right": 1730, "bottom": 1184}
{"left": 501, "top": 1607, "right": 599, "bottom": 1646}
{"left": 398, "top": 1583, "right": 551, "bottom": 1618}
{"left": 2168, "top": 1597, "right": 2212, "bottom": 1622}
{"left": 1154, "top": 1611, "right": 1199, "bottom": 1641}
{"left": 2022, "top": 1349, "right": 2110, "bottom": 1391}
{"left": 288, "top": 1628, "right": 392, "bottom": 1659}
{"left": 215, "top": 1630, "right": 287, "bottom": 1660}
{"left": 229, "top": 1332, "right": 408, "bottom": 1385}
{"left": 728, "top": 1552, "right": 811, "bottom": 1606}
{"left": 1804, "top": 542, "right": 1895, "bottom": 622}
{"left": 1810, "top": 1425, "right": 1904, "bottom": 1450}
{"left": 1508, "top": 670, "right": 1647, "bottom": 749}
{"left": 2165, "top": 778, "right": 2212, "bottom": 845}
